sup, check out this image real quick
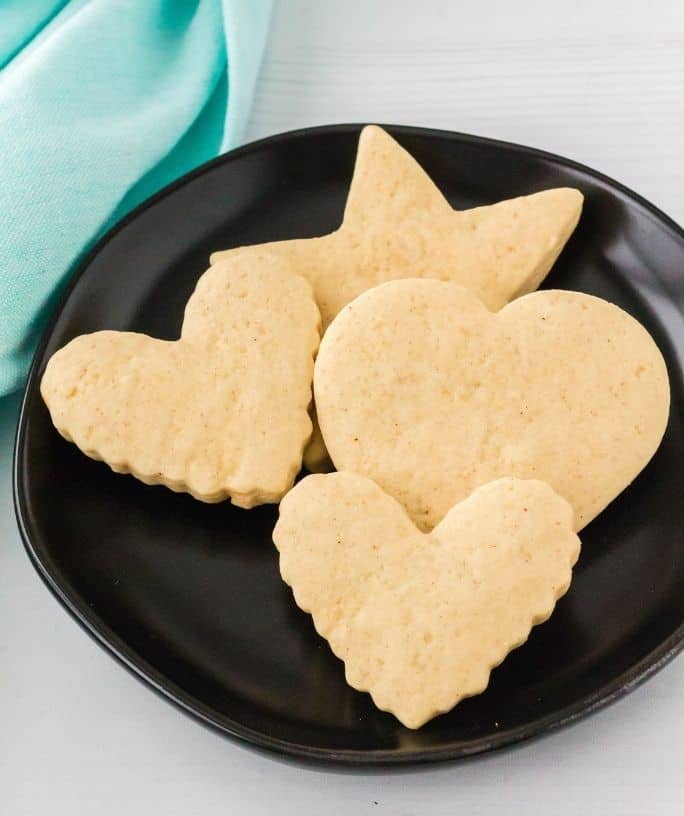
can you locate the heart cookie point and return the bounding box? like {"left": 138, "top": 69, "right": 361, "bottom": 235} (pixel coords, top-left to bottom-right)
{"left": 315, "top": 279, "right": 670, "bottom": 532}
{"left": 274, "top": 472, "right": 580, "bottom": 729}
{"left": 41, "top": 254, "right": 321, "bottom": 506}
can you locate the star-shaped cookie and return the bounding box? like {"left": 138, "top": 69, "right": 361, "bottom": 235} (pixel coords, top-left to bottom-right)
{"left": 211, "top": 125, "right": 583, "bottom": 330}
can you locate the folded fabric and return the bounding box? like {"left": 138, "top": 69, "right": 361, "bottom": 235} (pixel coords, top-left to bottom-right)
{"left": 0, "top": 0, "right": 272, "bottom": 395}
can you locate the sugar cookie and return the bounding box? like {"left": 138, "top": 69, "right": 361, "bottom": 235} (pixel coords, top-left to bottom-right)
{"left": 315, "top": 280, "right": 669, "bottom": 530}
{"left": 274, "top": 472, "right": 580, "bottom": 728}
{"left": 41, "top": 254, "right": 320, "bottom": 507}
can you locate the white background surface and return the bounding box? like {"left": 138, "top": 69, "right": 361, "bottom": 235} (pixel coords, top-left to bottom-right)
{"left": 2, "top": 1, "right": 683, "bottom": 813}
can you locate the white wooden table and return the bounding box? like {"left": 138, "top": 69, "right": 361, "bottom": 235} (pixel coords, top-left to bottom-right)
{"left": 2, "top": 2, "right": 683, "bottom": 813}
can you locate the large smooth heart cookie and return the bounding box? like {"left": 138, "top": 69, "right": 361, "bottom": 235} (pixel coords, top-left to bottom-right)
{"left": 274, "top": 472, "right": 580, "bottom": 729}
{"left": 315, "top": 280, "right": 670, "bottom": 531}
{"left": 41, "top": 254, "right": 320, "bottom": 507}
{"left": 211, "top": 126, "right": 583, "bottom": 330}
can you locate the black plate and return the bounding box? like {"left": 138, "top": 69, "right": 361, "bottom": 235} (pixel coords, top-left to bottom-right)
{"left": 14, "top": 125, "right": 684, "bottom": 765}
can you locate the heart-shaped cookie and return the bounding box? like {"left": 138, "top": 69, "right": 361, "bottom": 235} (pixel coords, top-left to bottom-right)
{"left": 274, "top": 472, "right": 580, "bottom": 728}
{"left": 315, "top": 280, "right": 670, "bottom": 531}
{"left": 41, "top": 254, "right": 320, "bottom": 507}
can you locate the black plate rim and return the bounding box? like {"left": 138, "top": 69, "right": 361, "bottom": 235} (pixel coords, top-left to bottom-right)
{"left": 13, "top": 123, "right": 684, "bottom": 765}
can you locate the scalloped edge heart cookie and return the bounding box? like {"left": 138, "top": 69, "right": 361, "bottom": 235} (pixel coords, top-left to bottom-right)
{"left": 274, "top": 472, "right": 580, "bottom": 728}
{"left": 41, "top": 253, "right": 320, "bottom": 507}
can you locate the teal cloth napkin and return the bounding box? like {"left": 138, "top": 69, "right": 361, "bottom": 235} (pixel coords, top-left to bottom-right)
{"left": 0, "top": 0, "right": 272, "bottom": 395}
